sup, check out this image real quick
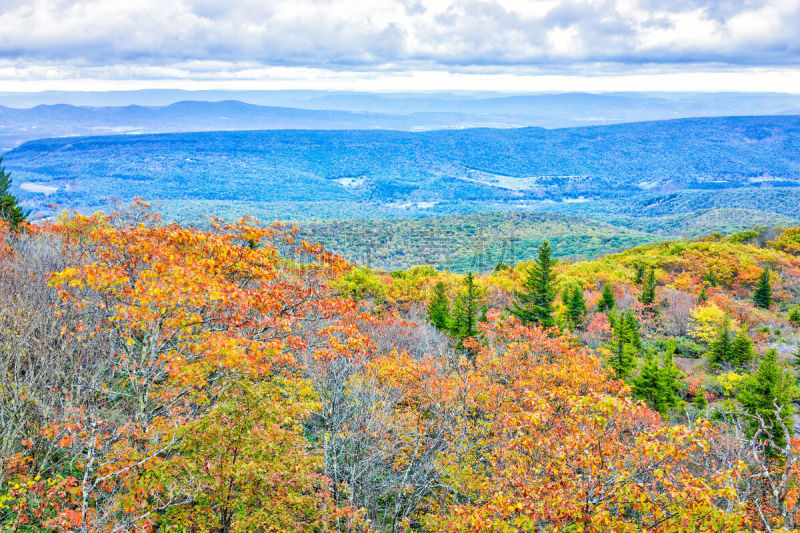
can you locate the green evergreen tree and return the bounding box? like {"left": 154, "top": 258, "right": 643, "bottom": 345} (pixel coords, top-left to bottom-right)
{"left": 788, "top": 307, "right": 800, "bottom": 326}
{"left": 633, "top": 343, "right": 682, "bottom": 417}
{"left": 737, "top": 349, "right": 798, "bottom": 450}
{"left": 753, "top": 269, "right": 773, "bottom": 309}
{"left": 704, "top": 269, "right": 718, "bottom": 288}
{"left": 621, "top": 310, "right": 641, "bottom": 350}
{"left": 633, "top": 264, "right": 646, "bottom": 285}
{"left": 633, "top": 352, "right": 661, "bottom": 409}
{"left": 0, "top": 159, "right": 28, "bottom": 230}
{"left": 609, "top": 340, "right": 637, "bottom": 380}
{"left": 508, "top": 241, "right": 556, "bottom": 327}
{"left": 730, "top": 327, "right": 756, "bottom": 368}
{"left": 793, "top": 345, "right": 800, "bottom": 374}
{"left": 605, "top": 311, "right": 641, "bottom": 380}
{"left": 692, "top": 385, "right": 708, "bottom": 410}
{"left": 566, "top": 286, "right": 587, "bottom": 329}
{"left": 597, "top": 284, "right": 615, "bottom": 313}
{"left": 449, "top": 273, "right": 483, "bottom": 352}
{"left": 493, "top": 262, "right": 510, "bottom": 273}
{"left": 708, "top": 316, "right": 734, "bottom": 369}
{"left": 607, "top": 309, "right": 618, "bottom": 330}
{"left": 427, "top": 281, "right": 450, "bottom": 331}
{"left": 698, "top": 285, "right": 709, "bottom": 303}
{"left": 639, "top": 268, "right": 656, "bottom": 305}
{"left": 561, "top": 287, "right": 571, "bottom": 307}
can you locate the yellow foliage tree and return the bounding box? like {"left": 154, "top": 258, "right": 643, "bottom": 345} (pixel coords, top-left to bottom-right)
{"left": 690, "top": 303, "right": 738, "bottom": 345}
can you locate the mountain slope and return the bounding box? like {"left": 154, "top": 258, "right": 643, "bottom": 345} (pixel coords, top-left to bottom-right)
{"left": 4, "top": 115, "right": 800, "bottom": 221}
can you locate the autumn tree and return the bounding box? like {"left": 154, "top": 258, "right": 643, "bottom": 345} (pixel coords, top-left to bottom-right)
{"left": 427, "top": 280, "right": 450, "bottom": 331}
{"left": 753, "top": 268, "right": 773, "bottom": 309}
{"left": 662, "top": 288, "right": 694, "bottom": 337}
{"left": 425, "top": 313, "right": 750, "bottom": 531}
{"left": 1, "top": 208, "right": 356, "bottom": 532}
{"left": 509, "top": 241, "right": 556, "bottom": 327}
{"left": 0, "top": 159, "right": 28, "bottom": 230}
{"left": 156, "top": 379, "right": 332, "bottom": 532}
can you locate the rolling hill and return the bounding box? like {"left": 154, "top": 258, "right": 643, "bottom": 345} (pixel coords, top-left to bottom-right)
{"left": 4, "top": 115, "right": 800, "bottom": 224}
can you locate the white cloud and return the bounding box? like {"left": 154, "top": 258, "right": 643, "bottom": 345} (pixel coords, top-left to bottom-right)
{"left": 0, "top": 0, "right": 799, "bottom": 88}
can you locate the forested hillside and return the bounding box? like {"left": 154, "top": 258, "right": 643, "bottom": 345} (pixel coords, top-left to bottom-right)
{"left": 297, "top": 209, "right": 799, "bottom": 271}
{"left": 4, "top": 116, "right": 800, "bottom": 222}
{"left": 3, "top": 206, "right": 800, "bottom": 531}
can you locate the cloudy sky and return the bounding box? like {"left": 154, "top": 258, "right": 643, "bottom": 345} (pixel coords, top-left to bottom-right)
{"left": 1, "top": 0, "right": 800, "bottom": 91}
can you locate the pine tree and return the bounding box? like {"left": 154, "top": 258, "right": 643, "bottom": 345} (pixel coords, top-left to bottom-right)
{"left": 449, "top": 273, "right": 483, "bottom": 352}
{"left": 606, "top": 311, "right": 640, "bottom": 380}
{"left": 509, "top": 241, "right": 556, "bottom": 327}
{"left": 0, "top": 159, "right": 28, "bottom": 230}
{"left": 753, "top": 269, "right": 773, "bottom": 309}
{"left": 633, "top": 352, "right": 662, "bottom": 410}
{"left": 493, "top": 262, "right": 510, "bottom": 273}
{"left": 709, "top": 316, "right": 734, "bottom": 369}
{"left": 621, "top": 310, "right": 641, "bottom": 350}
{"left": 633, "top": 344, "right": 682, "bottom": 417}
{"left": 633, "top": 264, "right": 646, "bottom": 285}
{"left": 658, "top": 344, "right": 683, "bottom": 412}
{"left": 607, "top": 309, "right": 618, "bottom": 330}
{"left": 793, "top": 346, "right": 800, "bottom": 374}
{"left": 639, "top": 268, "right": 656, "bottom": 305}
{"left": 561, "top": 287, "right": 570, "bottom": 307}
{"left": 692, "top": 385, "right": 708, "bottom": 410}
{"left": 427, "top": 281, "right": 450, "bottom": 331}
{"left": 737, "top": 349, "right": 798, "bottom": 450}
{"left": 597, "top": 284, "right": 615, "bottom": 313}
{"left": 788, "top": 307, "right": 800, "bottom": 326}
{"left": 609, "top": 339, "right": 636, "bottom": 380}
{"left": 730, "top": 327, "right": 755, "bottom": 368}
{"left": 704, "top": 269, "right": 718, "bottom": 288}
{"left": 566, "top": 286, "right": 587, "bottom": 329}
{"left": 698, "top": 285, "right": 709, "bottom": 303}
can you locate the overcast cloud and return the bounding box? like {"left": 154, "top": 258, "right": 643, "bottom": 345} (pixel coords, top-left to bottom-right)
{"left": 1, "top": 0, "right": 799, "bottom": 89}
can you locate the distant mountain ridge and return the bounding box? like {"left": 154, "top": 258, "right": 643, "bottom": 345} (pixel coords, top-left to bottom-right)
{"left": 3, "top": 90, "right": 800, "bottom": 152}
{"left": 0, "top": 100, "right": 500, "bottom": 152}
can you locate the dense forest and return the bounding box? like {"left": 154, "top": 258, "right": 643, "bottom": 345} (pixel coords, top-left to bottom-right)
{"left": 5, "top": 116, "right": 800, "bottom": 222}
{"left": 2, "top": 186, "right": 800, "bottom": 531}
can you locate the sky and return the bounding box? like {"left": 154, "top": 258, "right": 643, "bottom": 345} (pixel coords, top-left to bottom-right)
{"left": 1, "top": 0, "right": 800, "bottom": 92}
